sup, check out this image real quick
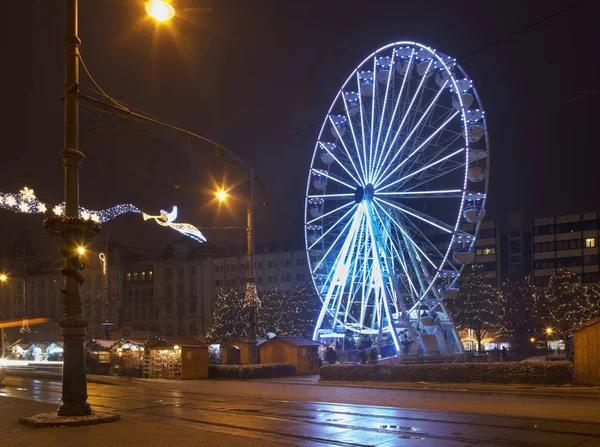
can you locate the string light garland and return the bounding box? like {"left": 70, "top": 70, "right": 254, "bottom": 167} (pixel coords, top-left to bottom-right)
{"left": 2, "top": 186, "right": 206, "bottom": 243}
{"left": 142, "top": 206, "right": 206, "bottom": 243}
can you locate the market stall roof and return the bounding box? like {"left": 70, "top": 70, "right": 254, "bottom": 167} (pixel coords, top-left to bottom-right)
{"left": 570, "top": 317, "right": 600, "bottom": 333}
{"left": 112, "top": 338, "right": 146, "bottom": 347}
{"left": 86, "top": 339, "right": 115, "bottom": 350}
{"left": 144, "top": 336, "right": 206, "bottom": 348}
{"left": 222, "top": 337, "right": 267, "bottom": 346}
{"left": 262, "top": 336, "right": 322, "bottom": 347}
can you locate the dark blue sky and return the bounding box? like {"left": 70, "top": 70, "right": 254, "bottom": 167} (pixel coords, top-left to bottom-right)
{"left": 1, "top": 0, "right": 598, "bottom": 260}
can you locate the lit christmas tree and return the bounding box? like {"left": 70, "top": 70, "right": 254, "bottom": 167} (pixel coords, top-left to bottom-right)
{"left": 448, "top": 264, "right": 499, "bottom": 352}
{"left": 497, "top": 276, "right": 538, "bottom": 351}
{"left": 205, "top": 287, "right": 247, "bottom": 343}
{"left": 538, "top": 268, "right": 600, "bottom": 339}
{"left": 256, "top": 283, "right": 320, "bottom": 338}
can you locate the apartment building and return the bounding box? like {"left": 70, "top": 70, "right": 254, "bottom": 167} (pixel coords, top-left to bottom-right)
{"left": 532, "top": 213, "right": 599, "bottom": 287}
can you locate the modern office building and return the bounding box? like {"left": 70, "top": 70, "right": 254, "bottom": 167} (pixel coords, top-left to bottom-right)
{"left": 532, "top": 212, "right": 599, "bottom": 288}
{"left": 500, "top": 212, "right": 532, "bottom": 282}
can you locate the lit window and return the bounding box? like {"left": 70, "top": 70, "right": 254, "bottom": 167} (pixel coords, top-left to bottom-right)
{"left": 127, "top": 273, "right": 131, "bottom": 282}
{"left": 585, "top": 238, "right": 596, "bottom": 248}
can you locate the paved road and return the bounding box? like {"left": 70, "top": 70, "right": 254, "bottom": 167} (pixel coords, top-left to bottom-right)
{"left": 2, "top": 376, "right": 600, "bottom": 446}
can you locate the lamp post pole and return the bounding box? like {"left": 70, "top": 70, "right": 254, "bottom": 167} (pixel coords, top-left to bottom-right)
{"left": 58, "top": 0, "right": 92, "bottom": 416}
{"left": 246, "top": 171, "right": 258, "bottom": 364}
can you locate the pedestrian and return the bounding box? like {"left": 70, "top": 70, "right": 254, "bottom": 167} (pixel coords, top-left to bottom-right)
{"left": 500, "top": 346, "right": 508, "bottom": 362}
{"left": 326, "top": 346, "right": 337, "bottom": 365}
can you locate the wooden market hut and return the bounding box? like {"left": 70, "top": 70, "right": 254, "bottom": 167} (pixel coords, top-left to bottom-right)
{"left": 258, "top": 336, "right": 321, "bottom": 375}
{"left": 111, "top": 338, "right": 146, "bottom": 377}
{"left": 143, "top": 336, "right": 208, "bottom": 380}
{"left": 85, "top": 339, "right": 114, "bottom": 375}
{"left": 572, "top": 318, "right": 600, "bottom": 385}
{"left": 220, "top": 338, "right": 266, "bottom": 365}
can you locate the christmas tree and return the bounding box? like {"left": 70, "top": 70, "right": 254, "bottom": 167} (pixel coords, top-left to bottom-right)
{"left": 448, "top": 264, "right": 499, "bottom": 352}
{"left": 205, "top": 287, "right": 247, "bottom": 343}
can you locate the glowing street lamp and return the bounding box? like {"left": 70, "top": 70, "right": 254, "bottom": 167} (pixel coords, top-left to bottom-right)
{"left": 215, "top": 190, "right": 229, "bottom": 202}
{"left": 545, "top": 327, "right": 553, "bottom": 335}
{"left": 76, "top": 246, "right": 86, "bottom": 256}
{"left": 146, "top": 1, "right": 175, "bottom": 22}
{"left": 0, "top": 274, "right": 7, "bottom": 282}
{"left": 529, "top": 337, "right": 535, "bottom": 343}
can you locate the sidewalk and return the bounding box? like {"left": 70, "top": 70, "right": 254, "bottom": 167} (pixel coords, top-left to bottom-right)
{"left": 7, "top": 369, "right": 600, "bottom": 400}
{"left": 0, "top": 395, "right": 294, "bottom": 447}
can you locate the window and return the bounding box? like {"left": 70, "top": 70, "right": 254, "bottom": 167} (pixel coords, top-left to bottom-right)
{"left": 190, "top": 301, "right": 196, "bottom": 313}
{"left": 178, "top": 284, "right": 185, "bottom": 296}
{"left": 166, "top": 303, "right": 173, "bottom": 314}
{"left": 142, "top": 289, "right": 147, "bottom": 301}
{"left": 177, "top": 303, "right": 184, "bottom": 316}
{"left": 214, "top": 265, "right": 220, "bottom": 273}
{"left": 295, "top": 258, "right": 305, "bottom": 266}
{"left": 190, "top": 283, "right": 197, "bottom": 296}
{"left": 295, "top": 273, "right": 306, "bottom": 281}
{"left": 166, "top": 324, "right": 173, "bottom": 336}
{"left": 127, "top": 273, "right": 131, "bottom": 282}
{"left": 166, "top": 285, "right": 173, "bottom": 296}
{"left": 256, "top": 262, "right": 263, "bottom": 270}
{"left": 267, "top": 276, "right": 275, "bottom": 284}
{"left": 534, "top": 276, "right": 549, "bottom": 287}
{"left": 556, "top": 221, "right": 581, "bottom": 234}
{"left": 582, "top": 220, "right": 598, "bottom": 231}
{"left": 585, "top": 237, "right": 596, "bottom": 248}
{"left": 257, "top": 277, "right": 263, "bottom": 285}
{"left": 142, "top": 307, "right": 146, "bottom": 318}
{"left": 280, "top": 260, "right": 291, "bottom": 268}
{"left": 134, "top": 307, "right": 139, "bottom": 317}
{"left": 134, "top": 290, "right": 140, "bottom": 302}
{"left": 534, "top": 225, "right": 554, "bottom": 236}
{"left": 214, "top": 280, "right": 222, "bottom": 287}
{"left": 166, "top": 268, "right": 172, "bottom": 278}
{"left": 189, "top": 266, "right": 196, "bottom": 276}
{"left": 281, "top": 274, "right": 291, "bottom": 283}
{"left": 190, "top": 323, "right": 198, "bottom": 335}
{"left": 127, "top": 290, "right": 133, "bottom": 302}
{"left": 584, "top": 255, "right": 597, "bottom": 265}
{"left": 267, "top": 261, "right": 274, "bottom": 269}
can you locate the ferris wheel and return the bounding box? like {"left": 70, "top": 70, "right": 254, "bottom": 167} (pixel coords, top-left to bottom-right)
{"left": 305, "top": 42, "right": 489, "bottom": 355}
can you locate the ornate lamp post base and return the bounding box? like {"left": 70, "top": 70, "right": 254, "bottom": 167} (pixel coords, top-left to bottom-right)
{"left": 19, "top": 412, "right": 120, "bottom": 428}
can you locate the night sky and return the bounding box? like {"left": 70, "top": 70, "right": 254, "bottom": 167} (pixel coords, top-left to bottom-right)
{"left": 1, "top": 0, "right": 598, "bottom": 260}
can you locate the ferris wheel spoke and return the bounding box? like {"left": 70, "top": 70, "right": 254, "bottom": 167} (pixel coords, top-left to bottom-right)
{"left": 368, "top": 56, "right": 377, "bottom": 179}
{"left": 375, "top": 109, "right": 460, "bottom": 189}
{"left": 394, "top": 209, "right": 458, "bottom": 273}
{"left": 375, "top": 197, "right": 455, "bottom": 234}
{"left": 374, "top": 79, "right": 449, "bottom": 185}
{"left": 356, "top": 73, "right": 369, "bottom": 182}
{"left": 374, "top": 50, "right": 415, "bottom": 179}
{"left": 376, "top": 189, "right": 463, "bottom": 199}
{"left": 308, "top": 203, "right": 358, "bottom": 251}
{"left": 373, "top": 200, "right": 438, "bottom": 271}
{"left": 372, "top": 49, "right": 396, "bottom": 184}
{"left": 306, "top": 200, "right": 354, "bottom": 225}
{"left": 377, "top": 147, "right": 465, "bottom": 193}
{"left": 371, "top": 204, "right": 420, "bottom": 299}
{"left": 373, "top": 57, "right": 435, "bottom": 183}
{"left": 311, "top": 168, "right": 357, "bottom": 191}
{"left": 307, "top": 193, "right": 355, "bottom": 199}
{"left": 328, "top": 115, "right": 366, "bottom": 186}
{"left": 318, "top": 141, "right": 363, "bottom": 187}
{"left": 341, "top": 100, "right": 367, "bottom": 183}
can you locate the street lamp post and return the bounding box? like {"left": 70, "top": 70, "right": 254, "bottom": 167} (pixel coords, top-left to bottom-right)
{"left": 245, "top": 172, "right": 258, "bottom": 365}
{"left": 216, "top": 172, "right": 260, "bottom": 365}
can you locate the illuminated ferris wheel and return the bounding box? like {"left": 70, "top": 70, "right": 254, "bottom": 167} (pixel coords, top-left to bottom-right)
{"left": 304, "top": 42, "right": 489, "bottom": 355}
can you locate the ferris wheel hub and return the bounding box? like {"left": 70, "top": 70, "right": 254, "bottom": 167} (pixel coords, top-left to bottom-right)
{"left": 364, "top": 184, "right": 375, "bottom": 201}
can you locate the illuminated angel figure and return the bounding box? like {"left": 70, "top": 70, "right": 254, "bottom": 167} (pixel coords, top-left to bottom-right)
{"left": 142, "top": 206, "right": 207, "bottom": 243}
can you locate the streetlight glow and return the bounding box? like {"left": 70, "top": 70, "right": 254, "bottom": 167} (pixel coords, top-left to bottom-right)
{"left": 0, "top": 274, "right": 7, "bottom": 282}
{"left": 545, "top": 327, "right": 553, "bottom": 335}
{"left": 215, "top": 190, "right": 228, "bottom": 202}
{"left": 529, "top": 337, "right": 535, "bottom": 343}
{"left": 76, "top": 246, "right": 86, "bottom": 256}
{"left": 146, "top": 1, "right": 175, "bottom": 22}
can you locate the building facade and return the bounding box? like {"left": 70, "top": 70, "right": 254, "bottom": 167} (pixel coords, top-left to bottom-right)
{"left": 532, "top": 212, "right": 599, "bottom": 288}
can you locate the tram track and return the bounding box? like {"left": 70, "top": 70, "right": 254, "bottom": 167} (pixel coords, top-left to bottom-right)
{"left": 4, "top": 377, "right": 600, "bottom": 447}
